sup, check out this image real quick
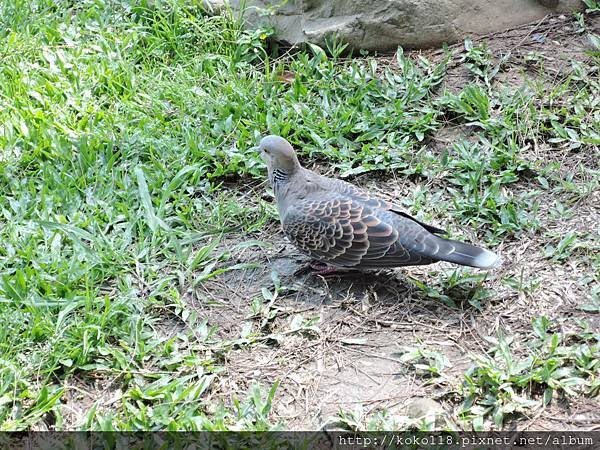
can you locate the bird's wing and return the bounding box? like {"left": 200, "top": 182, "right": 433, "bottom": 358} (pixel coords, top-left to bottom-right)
{"left": 318, "top": 175, "right": 447, "bottom": 235}
{"left": 281, "top": 194, "right": 435, "bottom": 268}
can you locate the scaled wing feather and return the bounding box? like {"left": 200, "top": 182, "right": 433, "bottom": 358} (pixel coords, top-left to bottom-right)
{"left": 282, "top": 195, "right": 434, "bottom": 268}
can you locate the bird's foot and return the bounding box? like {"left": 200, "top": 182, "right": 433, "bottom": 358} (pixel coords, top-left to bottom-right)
{"left": 307, "top": 261, "right": 335, "bottom": 275}
{"left": 308, "top": 261, "right": 355, "bottom": 276}
{"left": 294, "top": 260, "right": 356, "bottom": 276}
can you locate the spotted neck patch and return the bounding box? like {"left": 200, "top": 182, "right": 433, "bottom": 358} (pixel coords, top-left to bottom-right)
{"left": 272, "top": 168, "right": 289, "bottom": 192}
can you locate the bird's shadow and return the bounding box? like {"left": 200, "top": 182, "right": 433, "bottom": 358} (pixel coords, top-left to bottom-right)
{"left": 267, "top": 254, "right": 493, "bottom": 320}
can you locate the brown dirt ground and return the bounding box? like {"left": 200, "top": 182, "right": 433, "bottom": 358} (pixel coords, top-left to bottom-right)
{"left": 189, "top": 13, "right": 600, "bottom": 431}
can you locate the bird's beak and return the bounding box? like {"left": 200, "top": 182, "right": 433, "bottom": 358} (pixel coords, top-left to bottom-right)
{"left": 252, "top": 145, "right": 268, "bottom": 162}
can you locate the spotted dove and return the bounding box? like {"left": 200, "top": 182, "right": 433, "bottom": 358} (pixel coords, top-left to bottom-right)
{"left": 258, "top": 135, "right": 500, "bottom": 270}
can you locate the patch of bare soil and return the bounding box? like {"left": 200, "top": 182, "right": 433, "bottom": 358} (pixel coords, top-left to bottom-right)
{"left": 191, "top": 13, "right": 600, "bottom": 430}
{"left": 60, "top": 374, "right": 123, "bottom": 430}
{"left": 199, "top": 243, "right": 481, "bottom": 428}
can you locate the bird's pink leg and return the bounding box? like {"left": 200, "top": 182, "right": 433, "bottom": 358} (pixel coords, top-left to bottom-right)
{"left": 293, "top": 260, "right": 355, "bottom": 276}
{"left": 308, "top": 261, "right": 353, "bottom": 276}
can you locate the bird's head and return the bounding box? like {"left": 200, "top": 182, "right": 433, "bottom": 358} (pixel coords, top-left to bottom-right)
{"left": 257, "top": 135, "right": 301, "bottom": 184}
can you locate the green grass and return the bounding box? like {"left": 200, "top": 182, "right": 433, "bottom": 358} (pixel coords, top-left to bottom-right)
{"left": 458, "top": 317, "right": 599, "bottom": 430}
{"left": 331, "top": 317, "right": 599, "bottom": 432}
{"left": 0, "top": 0, "right": 598, "bottom": 432}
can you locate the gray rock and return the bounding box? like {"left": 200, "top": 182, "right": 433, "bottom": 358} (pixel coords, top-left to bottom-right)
{"left": 229, "top": 0, "right": 584, "bottom": 51}
{"left": 406, "top": 397, "right": 445, "bottom": 419}
{"left": 406, "top": 397, "right": 450, "bottom": 429}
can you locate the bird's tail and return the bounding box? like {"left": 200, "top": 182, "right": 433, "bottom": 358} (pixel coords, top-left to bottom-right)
{"left": 430, "top": 236, "right": 501, "bottom": 269}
